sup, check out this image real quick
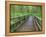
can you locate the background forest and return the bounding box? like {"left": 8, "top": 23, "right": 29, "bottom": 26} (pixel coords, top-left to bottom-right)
{"left": 10, "top": 5, "right": 42, "bottom": 32}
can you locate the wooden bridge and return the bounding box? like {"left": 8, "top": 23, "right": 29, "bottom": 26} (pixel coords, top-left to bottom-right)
{"left": 10, "top": 16, "right": 42, "bottom": 32}
{"left": 16, "top": 16, "right": 35, "bottom": 31}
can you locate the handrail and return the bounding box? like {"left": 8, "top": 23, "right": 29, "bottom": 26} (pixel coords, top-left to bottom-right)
{"left": 35, "top": 16, "right": 42, "bottom": 31}
{"left": 11, "top": 15, "right": 29, "bottom": 32}
{"left": 11, "top": 15, "right": 29, "bottom": 25}
{"left": 33, "top": 16, "right": 42, "bottom": 31}
{"left": 35, "top": 16, "right": 42, "bottom": 21}
{"left": 36, "top": 20, "right": 41, "bottom": 30}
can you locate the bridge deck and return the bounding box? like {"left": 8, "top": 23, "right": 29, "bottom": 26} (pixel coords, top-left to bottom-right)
{"left": 16, "top": 16, "right": 36, "bottom": 32}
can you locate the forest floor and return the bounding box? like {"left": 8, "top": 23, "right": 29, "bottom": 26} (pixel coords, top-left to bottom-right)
{"left": 16, "top": 16, "right": 36, "bottom": 32}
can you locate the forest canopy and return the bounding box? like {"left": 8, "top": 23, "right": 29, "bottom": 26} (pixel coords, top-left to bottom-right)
{"left": 11, "top": 5, "right": 42, "bottom": 19}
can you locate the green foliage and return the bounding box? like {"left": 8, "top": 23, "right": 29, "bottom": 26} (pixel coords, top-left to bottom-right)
{"left": 10, "top": 5, "right": 42, "bottom": 32}
{"left": 31, "top": 6, "right": 42, "bottom": 18}
{"left": 11, "top": 5, "right": 32, "bottom": 17}
{"left": 11, "top": 5, "right": 42, "bottom": 18}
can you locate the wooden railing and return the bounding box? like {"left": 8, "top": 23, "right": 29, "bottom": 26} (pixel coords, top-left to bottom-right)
{"left": 33, "top": 16, "right": 42, "bottom": 31}
{"left": 10, "top": 15, "right": 29, "bottom": 32}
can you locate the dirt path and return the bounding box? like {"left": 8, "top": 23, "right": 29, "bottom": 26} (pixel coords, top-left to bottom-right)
{"left": 16, "top": 16, "right": 35, "bottom": 32}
